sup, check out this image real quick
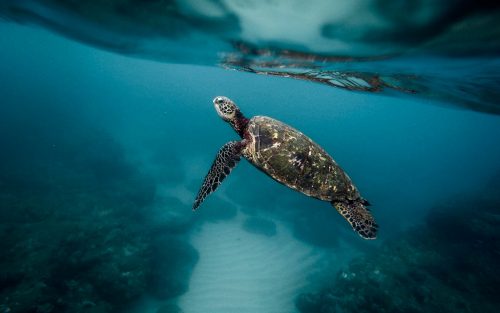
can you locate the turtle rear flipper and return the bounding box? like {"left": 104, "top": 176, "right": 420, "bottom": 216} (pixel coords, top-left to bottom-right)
{"left": 333, "top": 200, "right": 378, "bottom": 239}
{"left": 192, "top": 141, "right": 244, "bottom": 210}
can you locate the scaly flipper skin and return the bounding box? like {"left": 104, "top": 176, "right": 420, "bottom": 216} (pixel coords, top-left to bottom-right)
{"left": 333, "top": 200, "right": 378, "bottom": 239}
{"left": 193, "top": 141, "right": 244, "bottom": 210}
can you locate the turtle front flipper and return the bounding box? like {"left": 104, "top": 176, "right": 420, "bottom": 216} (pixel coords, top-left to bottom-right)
{"left": 333, "top": 200, "right": 378, "bottom": 239}
{"left": 193, "top": 141, "right": 245, "bottom": 210}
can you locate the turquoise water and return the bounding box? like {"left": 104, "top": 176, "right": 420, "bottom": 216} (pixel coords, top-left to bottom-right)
{"left": 1, "top": 2, "right": 500, "bottom": 313}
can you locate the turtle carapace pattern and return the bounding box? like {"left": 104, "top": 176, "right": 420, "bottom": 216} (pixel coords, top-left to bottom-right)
{"left": 193, "top": 96, "right": 378, "bottom": 239}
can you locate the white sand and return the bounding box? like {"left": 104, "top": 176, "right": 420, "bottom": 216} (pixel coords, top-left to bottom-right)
{"left": 178, "top": 213, "right": 321, "bottom": 313}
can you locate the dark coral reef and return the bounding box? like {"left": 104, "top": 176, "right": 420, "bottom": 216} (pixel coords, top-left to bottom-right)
{"left": 0, "top": 126, "right": 198, "bottom": 312}
{"left": 296, "top": 176, "right": 500, "bottom": 313}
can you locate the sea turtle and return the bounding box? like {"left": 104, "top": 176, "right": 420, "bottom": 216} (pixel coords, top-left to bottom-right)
{"left": 193, "top": 96, "right": 378, "bottom": 239}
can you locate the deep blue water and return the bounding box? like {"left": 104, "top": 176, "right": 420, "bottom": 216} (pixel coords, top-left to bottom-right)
{"left": 1, "top": 2, "right": 500, "bottom": 313}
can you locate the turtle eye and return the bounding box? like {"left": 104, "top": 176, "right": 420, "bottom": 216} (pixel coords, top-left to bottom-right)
{"left": 216, "top": 98, "right": 224, "bottom": 104}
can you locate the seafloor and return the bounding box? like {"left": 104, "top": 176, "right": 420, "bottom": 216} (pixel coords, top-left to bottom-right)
{"left": 0, "top": 121, "right": 499, "bottom": 312}
{"left": 296, "top": 173, "right": 500, "bottom": 313}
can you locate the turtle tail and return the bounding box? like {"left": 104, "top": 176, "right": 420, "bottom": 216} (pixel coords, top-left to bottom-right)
{"left": 332, "top": 200, "right": 378, "bottom": 239}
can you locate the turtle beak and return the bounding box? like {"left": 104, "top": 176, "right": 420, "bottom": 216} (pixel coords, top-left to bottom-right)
{"left": 213, "top": 99, "right": 224, "bottom": 119}
{"left": 213, "top": 99, "right": 220, "bottom": 112}
{"left": 213, "top": 96, "right": 224, "bottom": 106}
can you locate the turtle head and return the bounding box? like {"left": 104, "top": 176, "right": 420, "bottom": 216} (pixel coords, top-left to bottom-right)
{"left": 213, "top": 96, "right": 239, "bottom": 122}
{"left": 213, "top": 96, "right": 248, "bottom": 137}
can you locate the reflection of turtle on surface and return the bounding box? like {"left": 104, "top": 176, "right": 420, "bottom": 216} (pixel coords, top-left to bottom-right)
{"left": 193, "top": 96, "right": 378, "bottom": 239}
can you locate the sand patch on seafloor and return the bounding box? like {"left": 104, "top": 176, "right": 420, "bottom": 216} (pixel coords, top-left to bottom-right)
{"left": 178, "top": 213, "right": 322, "bottom": 313}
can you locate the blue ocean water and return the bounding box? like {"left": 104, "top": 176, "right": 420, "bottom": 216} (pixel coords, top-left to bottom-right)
{"left": 1, "top": 2, "right": 500, "bottom": 313}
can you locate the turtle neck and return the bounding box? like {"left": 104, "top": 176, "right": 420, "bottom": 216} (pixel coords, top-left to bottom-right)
{"left": 230, "top": 110, "right": 249, "bottom": 138}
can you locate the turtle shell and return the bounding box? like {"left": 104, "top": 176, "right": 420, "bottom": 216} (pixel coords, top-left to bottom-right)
{"left": 243, "top": 116, "right": 360, "bottom": 201}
